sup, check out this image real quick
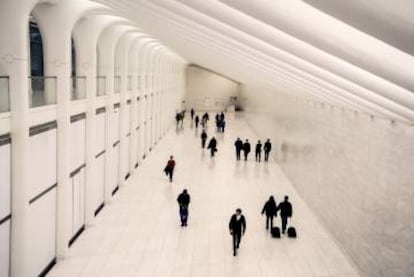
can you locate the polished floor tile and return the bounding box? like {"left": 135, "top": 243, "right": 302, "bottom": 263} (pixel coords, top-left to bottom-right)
{"left": 48, "top": 114, "right": 360, "bottom": 277}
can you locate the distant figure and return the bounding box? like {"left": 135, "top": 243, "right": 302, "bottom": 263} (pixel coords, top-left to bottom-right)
{"left": 177, "top": 189, "right": 191, "bottom": 227}
{"left": 164, "top": 156, "right": 176, "bottom": 182}
{"left": 261, "top": 196, "right": 277, "bottom": 230}
{"left": 215, "top": 113, "right": 220, "bottom": 132}
{"left": 195, "top": 115, "right": 200, "bottom": 128}
{"left": 201, "top": 129, "right": 208, "bottom": 148}
{"left": 255, "top": 140, "right": 262, "bottom": 162}
{"left": 264, "top": 139, "right": 272, "bottom": 162}
{"left": 220, "top": 112, "right": 225, "bottom": 122}
{"left": 234, "top": 138, "right": 243, "bottom": 161}
{"left": 175, "top": 113, "right": 181, "bottom": 127}
{"left": 278, "top": 196, "right": 293, "bottom": 234}
{"left": 229, "top": 208, "right": 246, "bottom": 256}
{"left": 202, "top": 112, "right": 209, "bottom": 126}
{"left": 190, "top": 108, "right": 195, "bottom": 120}
{"left": 243, "top": 139, "right": 251, "bottom": 161}
{"left": 207, "top": 137, "right": 217, "bottom": 157}
{"left": 221, "top": 120, "right": 226, "bottom": 132}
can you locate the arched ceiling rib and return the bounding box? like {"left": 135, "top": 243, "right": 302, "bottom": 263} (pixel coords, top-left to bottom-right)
{"left": 94, "top": 0, "right": 414, "bottom": 124}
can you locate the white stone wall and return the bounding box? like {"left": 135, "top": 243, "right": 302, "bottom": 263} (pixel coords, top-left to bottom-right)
{"left": 241, "top": 85, "right": 414, "bottom": 277}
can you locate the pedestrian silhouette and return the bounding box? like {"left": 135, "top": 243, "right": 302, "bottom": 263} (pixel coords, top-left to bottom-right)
{"left": 190, "top": 108, "right": 195, "bottom": 120}
{"left": 201, "top": 129, "right": 208, "bottom": 148}
{"left": 177, "top": 189, "right": 191, "bottom": 227}
{"left": 234, "top": 138, "right": 243, "bottom": 161}
{"left": 207, "top": 137, "right": 217, "bottom": 157}
{"left": 277, "top": 196, "right": 293, "bottom": 234}
{"left": 264, "top": 139, "right": 272, "bottom": 162}
{"left": 261, "top": 196, "right": 277, "bottom": 230}
{"left": 229, "top": 208, "right": 246, "bottom": 256}
{"left": 255, "top": 140, "right": 262, "bottom": 162}
{"left": 164, "top": 156, "right": 176, "bottom": 182}
{"left": 195, "top": 115, "right": 200, "bottom": 128}
{"left": 243, "top": 139, "right": 251, "bottom": 161}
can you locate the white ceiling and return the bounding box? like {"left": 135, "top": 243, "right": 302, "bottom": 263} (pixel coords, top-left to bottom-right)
{"left": 93, "top": 0, "right": 414, "bottom": 123}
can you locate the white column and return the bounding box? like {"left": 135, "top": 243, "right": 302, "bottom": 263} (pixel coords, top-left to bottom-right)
{"left": 72, "top": 16, "right": 117, "bottom": 225}
{"left": 0, "top": 1, "right": 36, "bottom": 276}
{"left": 97, "top": 24, "right": 133, "bottom": 202}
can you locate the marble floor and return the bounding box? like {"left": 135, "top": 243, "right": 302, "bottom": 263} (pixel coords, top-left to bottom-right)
{"left": 48, "top": 114, "right": 360, "bottom": 277}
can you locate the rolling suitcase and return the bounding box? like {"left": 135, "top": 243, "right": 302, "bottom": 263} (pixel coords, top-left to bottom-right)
{"left": 287, "top": 227, "right": 297, "bottom": 238}
{"left": 271, "top": 227, "right": 281, "bottom": 238}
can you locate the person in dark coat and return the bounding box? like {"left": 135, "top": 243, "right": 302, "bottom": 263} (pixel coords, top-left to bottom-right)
{"left": 164, "top": 155, "right": 176, "bottom": 182}
{"left": 201, "top": 129, "right": 208, "bottom": 148}
{"left": 195, "top": 115, "right": 200, "bottom": 128}
{"left": 207, "top": 137, "right": 217, "bottom": 157}
{"left": 220, "top": 112, "right": 225, "bottom": 122}
{"left": 234, "top": 138, "right": 243, "bottom": 161}
{"left": 255, "top": 140, "right": 262, "bottom": 162}
{"left": 177, "top": 189, "right": 191, "bottom": 227}
{"left": 277, "top": 196, "right": 293, "bottom": 234}
{"left": 264, "top": 139, "right": 272, "bottom": 162}
{"left": 175, "top": 113, "right": 181, "bottom": 127}
{"left": 190, "top": 108, "right": 195, "bottom": 120}
{"left": 261, "top": 196, "right": 277, "bottom": 230}
{"left": 215, "top": 113, "right": 220, "bottom": 132}
{"left": 229, "top": 208, "right": 246, "bottom": 256}
{"left": 221, "top": 120, "right": 226, "bottom": 132}
{"left": 243, "top": 139, "right": 251, "bottom": 161}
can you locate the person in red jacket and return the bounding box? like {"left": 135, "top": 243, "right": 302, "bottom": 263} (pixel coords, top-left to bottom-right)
{"left": 164, "top": 155, "right": 176, "bottom": 182}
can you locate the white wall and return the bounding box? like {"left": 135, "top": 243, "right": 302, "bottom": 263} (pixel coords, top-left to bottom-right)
{"left": 185, "top": 65, "right": 240, "bottom": 111}
{"left": 241, "top": 85, "right": 414, "bottom": 277}
{"left": 0, "top": 140, "right": 11, "bottom": 277}
{"left": 28, "top": 128, "right": 57, "bottom": 277}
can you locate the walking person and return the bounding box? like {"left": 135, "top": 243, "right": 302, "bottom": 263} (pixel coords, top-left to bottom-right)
{"left": 234, "top": 138, "right": 243, "bottom": 161}
{"left": 243, "top": 139, "right": 251, "bottom": 161}
{"left": 261, "top": 196, "right": 277, "bottom": 230}
{"left": 278, "top": 196, "right": 293, "bottom": 234}
{"left": 255, "top": 140, "right": 262, "bottom": 162}
{"left": 164, "top": 156, "right": 176, "bottom": 182}
{"left": 207, "top": 137, "right": 217, "bottom": 157}
{"left": 175, "top": 113, "right": 181, "bottom": 127}
{"left": 177, "top": 189, "right": 191, "bottom": 227}
{"left": 229, "top": 208, "right": 246, "bottom": 256}
{"left": 264, "top": 139, "right": 272, "bottom": 162}
{"left": 220, "top": 111, "right": 225, "bottom": 122}
{"left": 190, "top": 108, "right": 195, "bottom": 120}
{"left": 201, "top": 129, "right": 208, "bottom": 148}
{"left": 195, "top": 115, "right": 200, "bottom": 128}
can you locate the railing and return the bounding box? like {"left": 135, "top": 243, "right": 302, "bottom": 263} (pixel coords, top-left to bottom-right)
{"left": 29, "top": 76, "right": 57, "bottom": 108}
{"left": 71, "top": 76, "right": 86, "bottom": 101}
{"left": 114, "top": 76, "right": 121, "bottom": 94}
{"left": 128, "top": 75, "right": 133, "bottom": 91}
{"left": 96, "top": 76, "right": 106, "bottom": 96}
{"left": 0, "top": 76, "right": 10, "bottom": 113}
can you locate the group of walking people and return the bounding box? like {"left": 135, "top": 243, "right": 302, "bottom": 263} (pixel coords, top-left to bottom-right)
{"left": 175, "top": 190, "right": 294, "bottom": 257}
{"left": 167, "top": 109, "right": 295, "bottom": 257}
{"left": 215, "top": 112, "right": 226, "bottom": 132}
{"left": 234, "top": 138, "right": 272, "bottom": 162}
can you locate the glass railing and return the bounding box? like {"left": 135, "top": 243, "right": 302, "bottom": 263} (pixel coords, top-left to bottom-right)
{"left": 96, "top": 76, "right": 106, "bottom": 96}
{"left": 71, "top": 76, "right": 86, "bottom": 101}
{"left": 114, "top": 76, "right": 121, "bottom": 94}
{"left": 29, "top": 76, "right": 57, "bottom": 108}
{"left": 0, "top": 76, "right": 10, "bottom": 113}
{"left": 128, "top": 75, "right": 133, "bottom": 91}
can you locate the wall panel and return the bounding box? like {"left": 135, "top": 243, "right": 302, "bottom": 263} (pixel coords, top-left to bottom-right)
{"left": 241, "top": 85, "right": 414, "bottom": 277}
{"left": 0, "top": 221, "right": 10, "bottom": 277}
{"left": 28, "top": 124, "right": 57, "bottom": 276}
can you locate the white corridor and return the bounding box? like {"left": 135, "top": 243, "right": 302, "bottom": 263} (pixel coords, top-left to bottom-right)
{"left": 48, "top": 114, "right": 360, "bottom": 277}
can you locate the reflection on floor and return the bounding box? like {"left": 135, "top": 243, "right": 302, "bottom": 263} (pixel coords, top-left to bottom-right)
{"left": 48, "top": 114, "right": 360, "bottom": 277}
